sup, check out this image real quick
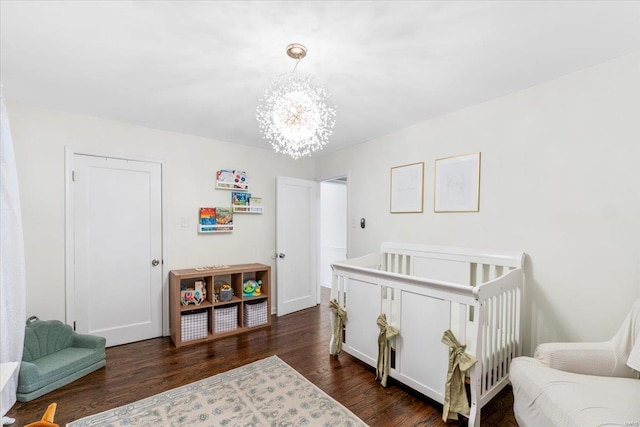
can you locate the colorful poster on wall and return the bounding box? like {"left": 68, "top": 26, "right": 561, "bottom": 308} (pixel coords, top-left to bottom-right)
{"left": 216, "top": 169, "right": 249, "bottom": 190}
{"left": 232, "top": 191, "right": 251, "bottom": 206}
{"left": 215, "top": 207, "right": 233, "bottom": 230}
{"left": 199, "top": 207, "right": 216, "bottom": 232}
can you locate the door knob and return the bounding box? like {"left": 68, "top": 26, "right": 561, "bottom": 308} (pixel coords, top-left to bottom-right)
{"left": 278, "top": 253, "right": 286, "bottom": 259}
{"left": 152, "top": 259, "right": 160, "bottom": 266}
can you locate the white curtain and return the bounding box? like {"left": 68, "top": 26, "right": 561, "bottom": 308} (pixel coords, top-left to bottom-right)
{"left": 0, "top": 98, "right": 26, "bottom": 419}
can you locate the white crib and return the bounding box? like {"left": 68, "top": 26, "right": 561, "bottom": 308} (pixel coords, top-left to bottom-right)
{"left": 330, "top": 242, "right": 525, "bottom": 427}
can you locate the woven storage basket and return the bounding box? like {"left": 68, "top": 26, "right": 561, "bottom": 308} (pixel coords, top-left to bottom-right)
{"left": 181, "top": 310, "right": 208, "bottom": 342}
{"left": 214, "top": 305, "right": 238, "bottom": 333}
{"left": 244, "top": 299, "right": 268, "bottom": 327}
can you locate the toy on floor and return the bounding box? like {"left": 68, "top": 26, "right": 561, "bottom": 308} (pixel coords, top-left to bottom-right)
{"left": 243, "top": 279, "right": 262, "bottom": 297}
{"left": 25, "top": 402, "right": 59, "bottom": 427}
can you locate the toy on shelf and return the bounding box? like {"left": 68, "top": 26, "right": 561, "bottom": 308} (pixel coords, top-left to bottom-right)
{"left": 215, "top": 281, "right": 234, "bottom": 302}
{"left": 243, "top": 279, "right": 262, "bottom": 297}
{"left": 181, "top": 280, "right": 206, "bottom": 306}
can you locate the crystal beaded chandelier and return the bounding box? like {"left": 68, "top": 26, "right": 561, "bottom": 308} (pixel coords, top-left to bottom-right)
{"left": 256, "top": 44, "right": 336, "bottom": 159}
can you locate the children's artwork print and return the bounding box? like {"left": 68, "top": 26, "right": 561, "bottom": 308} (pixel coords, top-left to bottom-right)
{"left": 217, "top": 169, "right": 249, "bottom": 190}
{"left": 199, "top": 206, "right": 234, "bottom": 232}
{"left": 232, "top": 192, "right": 251, "bottom": 206}
{"left": 215, "top": 207, "right": 233, "bottom": 226}
{"left": 199, "top": 207, "right": 216, "bottom": 231}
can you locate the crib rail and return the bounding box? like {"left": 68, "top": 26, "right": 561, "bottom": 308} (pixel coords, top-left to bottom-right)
{"left": 473, "top": 269, "right": 522, "bottom": 407}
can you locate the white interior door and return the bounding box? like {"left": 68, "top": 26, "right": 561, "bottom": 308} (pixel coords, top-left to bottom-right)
{"left": 71, "top": 154, "right": 163, "bottom": 347}
{"left": 276, "top": 176, "right": 317, "bottom": 316}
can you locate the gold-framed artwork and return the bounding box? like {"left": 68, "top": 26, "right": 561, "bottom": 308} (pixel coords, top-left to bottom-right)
{"left": 434, "top": 152, "right": 481, "bottom": 213}
{"left": 390, "top": 162, "right": 424, "bottom": 213}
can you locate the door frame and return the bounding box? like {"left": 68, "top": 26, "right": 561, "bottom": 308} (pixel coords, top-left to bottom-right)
{"left": 316, "top": 171, "right": 350, "bottom": 305}
{"left": 64, "top": 147, "right": 170, "bottom": 336}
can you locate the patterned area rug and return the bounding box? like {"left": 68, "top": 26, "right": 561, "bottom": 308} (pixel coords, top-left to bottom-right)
{"left": 67, "top": 355, "right": 367, "bottom": 426}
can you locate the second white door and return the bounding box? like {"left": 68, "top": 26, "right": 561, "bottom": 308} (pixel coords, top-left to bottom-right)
{"left": 276, "top": 176, "right": 318, "bottom": 316}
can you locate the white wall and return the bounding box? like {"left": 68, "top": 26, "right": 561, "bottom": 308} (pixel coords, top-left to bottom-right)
{"left": 316, "top": 52, "right": 640, "bottom": 355}
{"left": 320, "top": 181, "right": 347, "bottom": 287}
{"left": 7, "top": 52, "right": 640, "bottom": 355}
{"left": 7, "top": 101, "right": 315, "bottom": 322}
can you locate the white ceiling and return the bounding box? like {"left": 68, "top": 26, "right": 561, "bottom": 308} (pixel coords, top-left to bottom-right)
{"left": 2, "top": 1, "right": 640, "bottom": 156}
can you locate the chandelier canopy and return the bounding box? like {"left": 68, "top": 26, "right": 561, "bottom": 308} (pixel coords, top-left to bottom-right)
{"left": 256, "top": 44, "right": 336, "bottom": 159}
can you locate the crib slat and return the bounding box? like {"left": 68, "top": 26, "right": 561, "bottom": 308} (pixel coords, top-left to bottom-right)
{"left": 482, "top": 302, "right": 490, "bottom": 393}
{"left": 506, "top": 289, "right": 514, "bottom": 372}
{"left": 492, "top": 296, "right": 498, "bottom": 383}
{"left": 470, "top": 263, "right": 478, "bottom": 286}
{"left": 492, "top": 296, "right": 498, "bottom": 385}
{"left": 497, "top": 295, "right": 503, "bottom": 384}
{"left": 458, "top": 303, "right": 467, "bottom": 344}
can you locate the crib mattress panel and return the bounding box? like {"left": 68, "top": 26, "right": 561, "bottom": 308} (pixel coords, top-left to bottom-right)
{"left": 395, "top": 290, "right": 450, "bottom": 401}
{"left": 343, "top": 278, "right": 380, "bottom": 366}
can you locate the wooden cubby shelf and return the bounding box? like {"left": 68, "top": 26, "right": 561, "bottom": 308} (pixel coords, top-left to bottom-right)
{"left": 169, "top": 263, "right": 271, "bottom": 348}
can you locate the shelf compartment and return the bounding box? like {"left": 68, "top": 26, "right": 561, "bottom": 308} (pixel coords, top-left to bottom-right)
{"left": 180, "top": 309, "right": 209, "bottom": 342}
{"left": 243, "top": 299, "right": 268, "bottom": 328}
{"left": 213, "top": 305, "right": 238, "bottom": 333}
{"left": 241, "top": 271, "right": 266, "bottom": 298}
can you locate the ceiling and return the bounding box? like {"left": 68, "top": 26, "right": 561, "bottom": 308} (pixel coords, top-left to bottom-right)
{"left": 2, "top": 1, "right": 640, "bottom": 156}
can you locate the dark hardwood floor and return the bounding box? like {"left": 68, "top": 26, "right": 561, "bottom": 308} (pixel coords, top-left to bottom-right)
{"left": 7, "top": 289, "right": 518, "bottom": 426}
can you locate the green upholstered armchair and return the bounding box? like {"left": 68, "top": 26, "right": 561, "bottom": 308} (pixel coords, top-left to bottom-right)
{"left": 17, "top": 316, "right": 106, "bottom": 402}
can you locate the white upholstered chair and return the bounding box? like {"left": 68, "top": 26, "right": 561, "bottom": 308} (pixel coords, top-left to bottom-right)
{"left": 510, "top": 299, "right": 640, "bottom": 427}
